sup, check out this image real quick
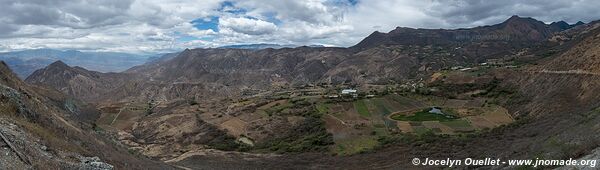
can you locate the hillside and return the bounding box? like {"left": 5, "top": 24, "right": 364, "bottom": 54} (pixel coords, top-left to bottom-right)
{"left": 353, "top": 16, "right": 578, "bottom": 49}
{"left": 0, "top": 61, "right": 173, "bottom": 169}
{"left": 351, "top": 16, "right": 581, "bottom": 63}
{"left": 517, "top": 21, "right": 600, "bottom": 116}
{"left": 25, "top": 61, "right": 134, "bottom": 102}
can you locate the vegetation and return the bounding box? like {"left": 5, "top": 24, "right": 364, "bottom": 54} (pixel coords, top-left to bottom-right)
{"left": 372, "top": 98, "right": 392, "bottom": 115}
{"left": 538, "top": 49, "right": 558, "bottom": 57}
{"left": 316, "top": 103, "right": 330, "bottom": 114}
{"left": 353, "top": 100, "right": 370, "bottom": 117}
{"left": 255, "top": 117, "right": 333, "bottom": 153}
{"left": 188, "top": 99, "right": 198, "bottom": 105}
{"left": 206, "top": 135, "right": 247, "bottom": 151}
{"left": 440, "top": 119, "right": 471, "bottom": 128}
{"left": 144, "top": 100, "right": 154, "bottom": 115}
{"left": 391, "top": 108, "right": 458, "bottom": 121}
{"left": 263, "top": 102, "right": 291, "bottom": 116}
{"left": 335, "top": 137, "right": 378, "bottom": 155}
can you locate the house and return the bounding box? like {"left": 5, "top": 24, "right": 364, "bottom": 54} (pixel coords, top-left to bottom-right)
{"left": 459, "top": 67, "right": 473, "bottom": 71}
{"left": 341, "top": 89, "right": 358, "bottom": 98}
{"left": 341, "top": 89, "right": 357, "bottom": 94}
{"left": 327, "top": 95, "right": 339, "bottom": 98}
{"left": 451, "top": 66, "right": 464, "bottom": 70}
{"left": 486, "top": 59, "right": 507, "bottom": 66}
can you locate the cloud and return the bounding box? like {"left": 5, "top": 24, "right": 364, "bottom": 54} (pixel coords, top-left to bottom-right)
{"left": 2, "top": 0, "right": 133, "bottom": 29}
{"left": 1, "top": 0, "right": 600, "bottom": 53}
{"left": 219, "top": 17, "right": 277, "bottom": 35}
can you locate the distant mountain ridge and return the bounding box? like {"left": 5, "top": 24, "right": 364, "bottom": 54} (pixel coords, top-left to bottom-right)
{"left": 219, "top": 43, "right": 325, "bottom": 50}
{"left": 25, "top": 60, "right": 134, "bottom": 102}
{"left": 0, "top": 49, "right": 151, "bottom": 78}
{"left": 352, "top": 15, "right": 583, "bottom": 50}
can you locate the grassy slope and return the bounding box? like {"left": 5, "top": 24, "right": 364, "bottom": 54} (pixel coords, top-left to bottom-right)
{"left": 353, "top": 100, "right": 370, "bottom": 117}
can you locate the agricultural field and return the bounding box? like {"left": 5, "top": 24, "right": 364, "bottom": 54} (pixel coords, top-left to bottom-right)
{"left": 390, "top": 108, "right": 457, "bottom": 122}
{"left": 194, "top": 93, "right": 514, "bottom": 155}
{"left": 96, "top": 102, "right": 149, "bottom": 131}
{"left": 353, "top": 100, "right": 370, "bottom": 117}
{"left": 321, "top": 94, "right": 515, "bottom": 154}
{"left": 389, "top": 104, "right": 513, "bottom": 134}
{"left": 322, "top": 94, "right": 427, "bottom": 155}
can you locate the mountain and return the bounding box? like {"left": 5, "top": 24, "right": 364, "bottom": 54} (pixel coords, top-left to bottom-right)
{"left": 573, "top": 21, "right": 586, "bottom": 27}
{"left": 142, "top": 52, "right": 180, "bottom": 64}
{"left": 25, "top": 61, "right": 134, "bottom": 102}
{"left": 0, "top": 61, "right": 173, "bottom": 169}
{"left": 352, "top": 15, "right": 574, "bottom": 50}
{"left": 519, "top": 20, "right": 600, "bottom": 115}
{"left": 30, "top": 46, "right": 420, "bottom": 103}
{"left": 219, "top": 43, "right": 296, "bottom": 49}
{"left": 219, "top": 43, "right": 325, "bottom": 50}
{"left": 30, "top": 47, "right": 345, "bottom": 102}
{"left": 0, "top": 49, "right": 150, "bottom": 78}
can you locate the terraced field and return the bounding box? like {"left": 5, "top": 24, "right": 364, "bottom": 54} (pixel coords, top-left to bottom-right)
{"left": 96, "top": 102, "right": 147, "bottom": 131}
{"left": 323, "top": 94, "right": 427, "bottom": 155}
{"left": 389, "top": 104, "right": 513, "bottom": 134}
{"left": 242, "top": 94, "right": 515, "bottom": 155}
{"left": 321, "top": 94, "right": 515, "bottom": 154}
{"left": 353, "top": 100, "right": 370, "bottom": 117}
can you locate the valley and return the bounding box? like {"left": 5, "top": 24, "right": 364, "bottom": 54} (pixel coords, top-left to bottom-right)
{"left": 1, "top": 14, "right": 600, "bottom": 169}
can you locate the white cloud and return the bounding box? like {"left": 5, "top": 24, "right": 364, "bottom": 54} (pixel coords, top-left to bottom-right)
{"left": 219, "top": 17, "right": 278, "bottom": 35}
{"left": 234, "top": 0, "right": 337, "bottom": 24}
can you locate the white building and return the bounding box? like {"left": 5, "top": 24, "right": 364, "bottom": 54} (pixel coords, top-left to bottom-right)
{"left": 341, "top": 89, "right": 357, "bottom": 94}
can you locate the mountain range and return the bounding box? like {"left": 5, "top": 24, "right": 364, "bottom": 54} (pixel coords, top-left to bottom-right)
{"left": 2, "top": 15, "right": 600, "bottom": 169}
{"left": 26, "top": 16, "right": 581, "bottom": 103}
{"left": 219, "top": 43, "right": 325, "bottom": 50}
{"left": 0, "top": 49, "right": 152, "bottom": 78}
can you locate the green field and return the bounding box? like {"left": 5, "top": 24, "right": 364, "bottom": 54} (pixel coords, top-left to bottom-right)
{"left": 335, "top": 137, "right": 378, "bottom": 155}
{"left": 440, "top": 119, "right": 471, "bottom": 128}
{"left": 391, "top": 109, "right": 458, "bottom": 122}
{"left": 263, "top": 102, "right": 292, "bottom": 116}
{"left": 412, "top": 126, "right": 430, "bottom": 135}
{"left": 353, "top": 100, "right": 370, "bottom": 117}
{"left": 316, "top": 103, "right": 330, "bottom": 114}
{"left": 389, "top": 94, "right": 426, "bottom": 109}
{"left": 372, "top": 98, "right": 392, "bottom": 115}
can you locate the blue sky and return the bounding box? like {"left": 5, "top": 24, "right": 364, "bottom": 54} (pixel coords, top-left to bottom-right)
{"left": 191, "top": 16, "right": 220, "bottom": 32}
{"left": 1, "top": 0, "right": 600, "bottom": 54}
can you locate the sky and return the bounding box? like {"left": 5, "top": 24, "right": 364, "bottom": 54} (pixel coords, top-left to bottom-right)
{"left": 1, "top": 0, "right": 600, "bottom": 54}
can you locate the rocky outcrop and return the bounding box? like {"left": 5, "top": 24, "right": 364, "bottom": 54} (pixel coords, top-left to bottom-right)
{"left": 77, "top": 156, "right": 114, "bottom": 170}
